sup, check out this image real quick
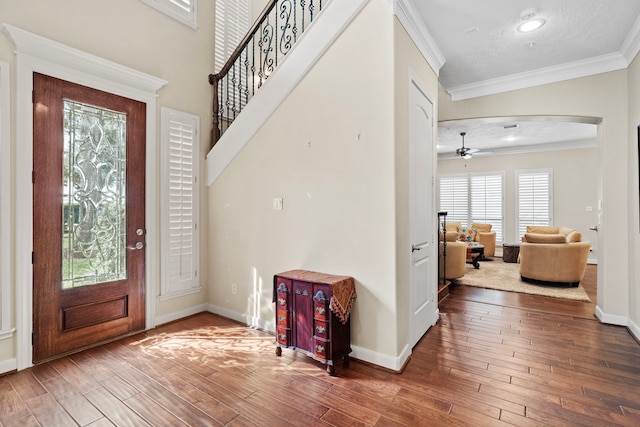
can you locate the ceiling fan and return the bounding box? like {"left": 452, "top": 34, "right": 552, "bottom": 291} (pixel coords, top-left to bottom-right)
{"left": 456, "top": 132, "right": 479, "bottom": 159}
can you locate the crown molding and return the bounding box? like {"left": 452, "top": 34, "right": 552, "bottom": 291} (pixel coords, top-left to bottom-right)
{"left": 620, "top": 13, "right": 640, "bottom": 64}
{"left": 447, "top": 52, "right": 629, "bottom": 101}
{"left": 2, "top": 24, "right": 167, "bottom": 94}
{"left": 393, "top": 0, "right": 446, "bottom": 75}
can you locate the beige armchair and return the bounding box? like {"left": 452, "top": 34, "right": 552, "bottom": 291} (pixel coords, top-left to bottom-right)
{"left": 519, "top": 226, "right": 590, "bottom": 286}
{"left": 471, "top": 222, "right": 496, "bottom": 257}
{"left": 439, "top": 232, "right": 466, "bottom": 280}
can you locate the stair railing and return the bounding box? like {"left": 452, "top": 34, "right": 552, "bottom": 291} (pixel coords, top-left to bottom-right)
{"left": 208, "top": 0, "right": 327, "bottom": 149}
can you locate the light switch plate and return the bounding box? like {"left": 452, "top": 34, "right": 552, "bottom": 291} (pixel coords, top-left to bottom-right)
{"left": 273, "top": 198, "right": 283, "bottom": 210}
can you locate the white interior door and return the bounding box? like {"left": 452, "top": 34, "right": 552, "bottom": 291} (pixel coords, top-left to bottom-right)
{"left": 409, "top": 79, "right": 437, "bottom": 348}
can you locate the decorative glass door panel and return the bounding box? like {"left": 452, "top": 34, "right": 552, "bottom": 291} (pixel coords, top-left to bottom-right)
{"left": 62, "top": 101, "right": 127, "bottom": 289}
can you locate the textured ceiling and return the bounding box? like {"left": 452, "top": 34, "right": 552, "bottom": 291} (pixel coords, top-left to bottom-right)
{"left": 414, "top": 0, "right": 639, "bottom": 156}
{"left": 437, "top": 117, "right": 598, "bottom": 159}
{"left": 416, "top": 0, "right": 640, "bottom": 90}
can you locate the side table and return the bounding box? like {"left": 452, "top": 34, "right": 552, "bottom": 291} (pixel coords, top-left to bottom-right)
{"left": 273, "top": 270, "right": 356, "bottom": 375}
{"left": 503, "top": 243, "right": 521, "bottom": 263}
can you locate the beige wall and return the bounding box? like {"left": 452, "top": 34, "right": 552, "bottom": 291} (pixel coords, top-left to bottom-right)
{"left": 439, "top": 70, "right": 630, "bottom": 321}
{"left": 627, "top": 54, "right": 640, "bottom": 331}
{"left": 207, "top": 0, "right": 400, "bottom": 357}
{"left": 0, "top": 0, "right": 213, "bottom": 369}
{"left": 438, "top": 147, "right": 599, "bottom": 258}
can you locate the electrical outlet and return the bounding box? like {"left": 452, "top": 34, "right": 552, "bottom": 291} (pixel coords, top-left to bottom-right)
{"left": 231, "top": 283, "right": 237, "bottom": 294}
{"left": 273, "top": 198, "right": 283, "bottom": 210}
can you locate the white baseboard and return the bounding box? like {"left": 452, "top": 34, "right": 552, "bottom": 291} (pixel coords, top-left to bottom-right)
{"left": 155, "top": 304, "right": 208, "bottom": 327}
{"left": 627, "top": 318, "right": 640, "bottom": 342}
{"left": 0, "top": 358, "right": 16, "bottom": 375}
{"left": 206, "top": 304, "right": 274, "bottom": 333}
{"left": 595, "top": 305, "right": 628, "bottom": 326}
{"left": 350, "top": 344, "right": 410, "bottom": 373}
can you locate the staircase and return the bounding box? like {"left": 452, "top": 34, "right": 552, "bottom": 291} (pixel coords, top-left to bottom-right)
{"left": 206, "top": 0, "right": 368, "bottom": 186}
{"left": 209, "top": 0, "right": 329, "bottom": 150}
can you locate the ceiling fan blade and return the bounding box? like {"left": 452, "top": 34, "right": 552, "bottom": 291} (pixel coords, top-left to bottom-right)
{"left": 467, "top": 148, "right": 480, "bottom": 154}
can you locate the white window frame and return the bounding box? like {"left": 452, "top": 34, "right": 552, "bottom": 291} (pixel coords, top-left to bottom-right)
{"left": 0, "top": 60, "right": 14, "bottom": 340}
{"left": 437, "top": 172, "right": 505, "bottom": 243}
{"left": 160, "top": 107, "right": 201, "bottom": 299}
{"left": 516, "top": 168, "right": 554, "bottom": 239}
{"left": 140, "top": 0, "right": 198, "bottom": 29}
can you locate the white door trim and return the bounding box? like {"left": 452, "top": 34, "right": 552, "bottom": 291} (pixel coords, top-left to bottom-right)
{"left": 3, "top": 24, "right": 166, "bottom": 370}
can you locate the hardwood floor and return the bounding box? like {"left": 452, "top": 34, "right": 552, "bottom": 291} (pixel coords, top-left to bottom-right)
{"left": 1, "top": 265, "right": 639, "bottom": 426}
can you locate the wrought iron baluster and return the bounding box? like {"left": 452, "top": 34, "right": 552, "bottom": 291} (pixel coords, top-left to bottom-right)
{"left": 244, "top": 46, "right": 249, "bottom": 109}
{"left": 301, "top": 0, "right": 306, "bottom": 33}
{"left": 224, "top": 75, "right": 231, "bottom": 123}
{"left": 251, "top": 36, "right": 256, "bottom": 96}
{"left": 279, "top": 0, "right": 293, "bottom": 56}
{"left": 293, "top": 0, "right": 298, "bottom": 43}
{"left": 310, "top": 0, "right": 315, "bottom": 23}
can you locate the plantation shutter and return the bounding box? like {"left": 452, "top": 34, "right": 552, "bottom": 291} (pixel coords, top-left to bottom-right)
{"left": 516, "top": 169, "right": 552, "bottom": 239}
{"left": 214, "top": 0, "right": 250, "bottom": 73}
{"left": 470, "top": 174, "right": 503, "bottom": 242}
{"left": 438, "top": 175, "right": 469, "bottom": 226}
{"left": 161, "top": 108, "right": 200, "bottom": 297}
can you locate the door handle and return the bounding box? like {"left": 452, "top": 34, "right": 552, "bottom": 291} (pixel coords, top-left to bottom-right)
{"left": 128, "top": 242, "right": 144, "bottom": 250}
{"left": 412, "top": 242, "right": 428, "bottom": 252}
{"left": 589, "top": 225, "right": 599, "bottom": 232}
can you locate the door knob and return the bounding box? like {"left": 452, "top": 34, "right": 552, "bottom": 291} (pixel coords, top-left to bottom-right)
{"left": 589, "top": 225, "right": 599, "bottom": 232}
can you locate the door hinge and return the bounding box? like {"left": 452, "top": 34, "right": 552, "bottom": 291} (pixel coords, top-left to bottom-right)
{"left": 32, "top": 171, "right": 35, "bottom": 184}
{"left": 32, "top": 90, "right": 35, "bottom": 104}
{"left": 32, "top": 251, "right": 35, "bottom": 264}
{"left": 31, "top": 332, "right": 35, "bottom": 345}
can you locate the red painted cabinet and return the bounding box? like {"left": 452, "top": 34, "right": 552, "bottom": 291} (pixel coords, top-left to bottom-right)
{"left": 274, "top": 271, "right": 354, "bottom": 376}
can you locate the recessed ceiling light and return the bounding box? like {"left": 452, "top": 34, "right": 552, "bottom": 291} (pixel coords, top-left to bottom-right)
{"left": 518, "top": 18, "right": 545, "bottom": 32}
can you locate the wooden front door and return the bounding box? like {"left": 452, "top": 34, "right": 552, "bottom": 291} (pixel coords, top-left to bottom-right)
{"left": 32, "top": 73, "right": 146, "bottom": 363}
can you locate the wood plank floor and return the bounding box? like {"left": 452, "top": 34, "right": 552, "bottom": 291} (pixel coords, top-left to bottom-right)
{"left": 1, "top": 265, "right": 639, "bottom": 426}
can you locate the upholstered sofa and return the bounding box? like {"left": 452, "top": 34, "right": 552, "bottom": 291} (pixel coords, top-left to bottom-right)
{"left": 438, "top": 232, "right": 467, "bottom": 280}
{"left": 519, "top": 226, "right": 591, "bottom": 286}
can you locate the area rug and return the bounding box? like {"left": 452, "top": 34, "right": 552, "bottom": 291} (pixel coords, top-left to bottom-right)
{"left": 455, "top": 258, "right": 591, "bottom": 302}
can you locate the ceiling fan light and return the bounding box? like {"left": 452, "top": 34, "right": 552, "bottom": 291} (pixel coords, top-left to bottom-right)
{"left": 463, "top": 153, "right": 472, "bottom": 159}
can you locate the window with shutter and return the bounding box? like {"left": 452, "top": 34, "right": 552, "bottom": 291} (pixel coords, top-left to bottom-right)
{"left": 160, "top": 108, "right": 201, "bottom": 298}
{"left": 516, "top": 169, "right": 553, "bottom": 239}
{"left": 438, "top": 172, "right": 504, "bottom": 242}
{"left": 438, "top": 175, "right": 469, "bottom": 225}
{"left": 214, "top": 0, "right": 250, "bottom": 73}
{"left": 140, "top": 0, "right": 197, "bottom": 29}
{"left": 470, "top": 174, "right": 504, "bottom": 242}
